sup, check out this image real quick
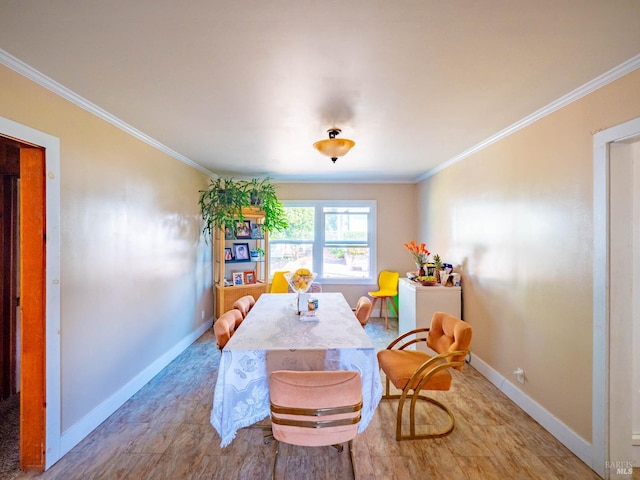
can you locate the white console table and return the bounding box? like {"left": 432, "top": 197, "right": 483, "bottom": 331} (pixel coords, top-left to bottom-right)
{"left": 398, "top": 278, "right": 462, "bottom": 351}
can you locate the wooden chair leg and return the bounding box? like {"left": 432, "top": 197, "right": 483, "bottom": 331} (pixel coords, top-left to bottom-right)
{"left": 370, "top": 297, "right": 378, "bottom": 318}
{"left": 382, "top": 297, "right": 389, "bottom": 329}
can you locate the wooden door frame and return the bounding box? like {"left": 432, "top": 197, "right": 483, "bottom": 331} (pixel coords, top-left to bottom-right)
{"left": 0, "top": 115, "right": 61, "bottom": 470}
{"left": 593, "top": 116, "right": 640, "bottom": 479}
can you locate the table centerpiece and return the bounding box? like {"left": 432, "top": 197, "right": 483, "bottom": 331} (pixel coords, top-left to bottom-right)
{"left": 284, "top": 269, "right": 318, "bottom": 315}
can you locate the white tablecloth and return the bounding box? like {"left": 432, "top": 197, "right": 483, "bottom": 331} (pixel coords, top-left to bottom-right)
{"left": 210, "top": 292, "right": 383, "bottom": 447}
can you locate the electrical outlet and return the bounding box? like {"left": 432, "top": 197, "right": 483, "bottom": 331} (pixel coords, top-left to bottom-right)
{"left": 513, "top": 368, "right": 525, "bottom": 384}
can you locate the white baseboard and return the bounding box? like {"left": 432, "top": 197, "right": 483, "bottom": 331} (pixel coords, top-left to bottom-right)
{"left": 59, "top": 319, "right": 213, "bottom": 456}
{"left": 470, "top": 354, "right": 593, "bottom": 469}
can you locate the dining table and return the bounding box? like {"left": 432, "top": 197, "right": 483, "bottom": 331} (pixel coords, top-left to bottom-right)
{"left": 210, "top": 292, "right": 383, "bottom": 447}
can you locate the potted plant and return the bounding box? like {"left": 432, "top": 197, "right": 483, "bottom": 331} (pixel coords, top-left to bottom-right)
{"left": 199, "top": 176, "right": 288, "bottom": 239}
{"left": 242, "top": 177, "right": 288, "bottom": 233}
{"left": 198, "top": 177, "right": 249, "bottom": 238}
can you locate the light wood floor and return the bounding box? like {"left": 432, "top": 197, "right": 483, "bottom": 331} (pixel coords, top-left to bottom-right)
{"left": 12, "top": 317, "right": 607, "bottom": 480}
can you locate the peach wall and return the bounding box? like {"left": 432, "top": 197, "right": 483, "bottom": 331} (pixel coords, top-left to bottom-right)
{"left": 274, "top": 183, "right": 417, "bottom": 307}
{"left": 0, "top": 65, "right": 213, "bottom": 431}
{"left": 417, "top": 70, "right": 640, "bottom": 441}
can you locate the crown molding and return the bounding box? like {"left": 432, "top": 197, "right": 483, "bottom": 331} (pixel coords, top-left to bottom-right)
{"left": 415, "top": 54, "right": 640, "bottom": 183}
{"left": 0, "top": 49, "right": 216, "bottom": 178}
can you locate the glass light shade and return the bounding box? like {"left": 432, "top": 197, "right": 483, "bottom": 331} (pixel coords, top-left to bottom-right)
{"left": 313, "top": 138, "right": 355, "bottom": 159}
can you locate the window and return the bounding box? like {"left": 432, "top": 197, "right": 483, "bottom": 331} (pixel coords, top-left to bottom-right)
{"left": 269, "top": 201, "right": 376, "bottom": 283}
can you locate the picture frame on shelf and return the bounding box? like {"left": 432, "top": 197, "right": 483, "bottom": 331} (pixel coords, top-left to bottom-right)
{"left": 224, "top": 226, "right": 235, "bottom": 240}
{"left": 224, "top": 247, "right": 233, "bottom": 261}
{"left": 251, "top": 223, "right": 264, "bottom": 239}
{"left": 233, "top": 242, "right": 250, "bottom": 261}
{"left": 232, "top": 272, "right": 244, "bottom": 286}
{"left": 235, "top": 220, "right": 252, "bottom": 239}
{"left": 243, "top": 270, "right": 256, "bottom": 284}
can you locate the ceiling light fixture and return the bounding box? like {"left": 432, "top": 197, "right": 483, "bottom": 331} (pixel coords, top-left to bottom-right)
{"left": 313, "top": 128, "right": 355, "bottom": 163}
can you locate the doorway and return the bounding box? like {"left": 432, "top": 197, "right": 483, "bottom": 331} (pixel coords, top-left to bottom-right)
{"left": 593, "top": 117, "right": 640, "bottom": 479}
{"left": 0, "top": 138, "right": 20, "bottom": 401}
{"left": 0, "top": 135, "right": 47, "bottom": 470}
{"left": 0, "top": 114, "right": 61, "bottom": 471}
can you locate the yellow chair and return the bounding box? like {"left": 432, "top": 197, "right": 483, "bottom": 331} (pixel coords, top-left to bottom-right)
{"left": 270, "top": 270, "right": 290, "bottom": 293}
{"left": 269, "top": 370, "right": 362, "bottom": 479}
{"left": 377, "top": 312, "right": 472, "bottom": 440}
{"left": 368, "top": 270, "right": 399, "bottom": 329}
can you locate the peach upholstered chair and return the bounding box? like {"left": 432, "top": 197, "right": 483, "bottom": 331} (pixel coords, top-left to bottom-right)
{"left": 377, "top": 311, "right": 472, "bottom": 440}
{"left": 353, "top": 296, "right": 373, "bottom": 328}
{"left": 232, "top": 294, "right": 255, "bottom": 319}
{"left": 213, "top": 309, "right": 244, "bottom": 351}
{"left": 268, "top": 370, "right": 362, "bottom": 479}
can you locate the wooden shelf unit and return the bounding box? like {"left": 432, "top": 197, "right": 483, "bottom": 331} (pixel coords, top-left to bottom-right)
{"left": 214, "top": 208, "right": 269, "bottom": 318}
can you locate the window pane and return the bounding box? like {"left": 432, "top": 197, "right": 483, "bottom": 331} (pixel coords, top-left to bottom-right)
{"left": 269, "top": 243, "right": 314, "bottom": 273}
{"left": 323, "top": 247, "right": 370, "bottom": 279}
{"left": 324, "top": 208, "right": 369, "bottom": 243}
{"left": 270, "top": 207, "right": 314, "bottom": 241}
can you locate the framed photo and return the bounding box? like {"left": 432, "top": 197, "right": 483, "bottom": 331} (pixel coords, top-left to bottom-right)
{"left": 233, "top": 242, "right": 250, "bottom": 261}
{"left": 224, "top": 247, "right": 233, "bottom": 261}
{"left": 235, "top": 220, "right": 252, "bottom": 239}
{"left": 224, "top": 226, "right": 235, "bottom": 240}
{"left": 251, "top": 223, "right": 264, "bottom": 239}
{"left": 232, "top": 272, "right": 244, "bottom": 286}
{"left": 243, "top": 270, "right": 256, "bottom": 284}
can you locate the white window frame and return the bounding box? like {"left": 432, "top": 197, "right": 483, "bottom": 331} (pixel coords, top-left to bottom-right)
{"left": 270, "top": 200, "right": 377, "bottom": 285}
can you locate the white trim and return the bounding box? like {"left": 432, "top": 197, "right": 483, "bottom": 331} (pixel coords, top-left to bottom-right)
{"left": 59, "top": 319, "right": 213, "bottom": 456}
{"left": 593, "top": 117, "right": 640, "bottom": 479}
{"left": 417, "top": 54, "right": 640, "bottom": 182}
{"left": 0, "top": 116, "right": 62, "bottom": 469}
{"left": 470, "top": 354, "right": 593, "bottom": 468}
{"left": 0, "top": 49, "right": 215, "bottom": 178}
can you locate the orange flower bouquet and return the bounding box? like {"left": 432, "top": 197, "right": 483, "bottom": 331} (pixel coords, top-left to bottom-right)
{"left": 404, "top": 240, "right": 431, "bottom": 267}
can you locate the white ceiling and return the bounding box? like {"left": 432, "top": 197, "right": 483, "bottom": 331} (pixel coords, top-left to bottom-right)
{"left": 1, "top": 1, "right": 639, "bottom": 182}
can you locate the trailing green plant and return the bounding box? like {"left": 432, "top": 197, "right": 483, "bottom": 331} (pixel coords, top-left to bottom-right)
{"left": 198, "top": 177, "right": 249, "bottom": 238}
{"left": 198, "top": 176, "right": 288, "bottom": 239}
{"left": 243, "top": 177, "right": 288, "bottom": 233}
